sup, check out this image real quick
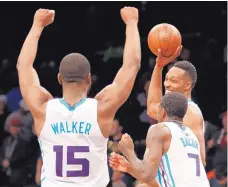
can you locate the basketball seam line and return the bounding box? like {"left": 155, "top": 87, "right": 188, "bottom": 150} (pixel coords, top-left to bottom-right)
{"left": 158, "top": 26, "right": 162, "bottom": 54}
{"left": 165, "top": 24, "right": 173, "bottom": 55}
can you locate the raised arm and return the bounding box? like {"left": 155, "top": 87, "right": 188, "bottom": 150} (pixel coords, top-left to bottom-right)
{"left": 117, "top": 125, "right": 170, "bottom": 185}
{"left": 95, "top": 7, "right": 141, "bottom": 137}
{"left": 17, "top": 9, "right": 54, "bottom": 121}
{"left": 147, "top": 48, "right": 181, "bottom": 119}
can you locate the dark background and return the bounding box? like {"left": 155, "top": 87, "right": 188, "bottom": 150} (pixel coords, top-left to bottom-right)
{"left": 0, "top": 1, "right": 226, "bottom": 139}
{"left": 0, "top": 2, "right": 227, "bottom": 187}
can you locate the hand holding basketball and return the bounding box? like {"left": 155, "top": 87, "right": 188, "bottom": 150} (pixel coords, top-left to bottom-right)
{"left": 120, "top": 7, "right": 138, "bottom": 25}
{"left": 148, "top": 23, "right": 183, "bottom": 67}
{"left": 34, "top": 9, "right": 55, "bottom": 28}
{"left": 156, "top": 45, "right": 183, "bottom": 68}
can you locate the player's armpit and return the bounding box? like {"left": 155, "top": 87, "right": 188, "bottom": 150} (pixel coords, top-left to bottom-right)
{"left": 126, "top": 124, "right": 170, "bottom": 185}
{"left": 183, "top": 105, "right": 206, "bottom": 166}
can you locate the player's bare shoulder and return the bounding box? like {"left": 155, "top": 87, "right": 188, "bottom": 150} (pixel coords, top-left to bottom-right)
{"left": 147, "top": 123, "right": 171, "bottom": 143}
{"left": 146, "top": 123, "right": 171, "bottom": 156}
{"left": 185, "top": 103, "right": 203, "bottom": 129}
{"left": 187, "top": 104, "right": 202, "bottom": 118}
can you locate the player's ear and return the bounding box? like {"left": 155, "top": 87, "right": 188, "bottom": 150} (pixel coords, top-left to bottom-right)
{"left": 57, "top": 73, "right": 62, "bottom": 85}
{"left": 161, "top": 108, "right": 167, "bottom": 120}
{"left": 87, "top": 73, "right": 92, "bottom": 85}
{"left": 185, "top": 81, "right": 191, "bottom": 91}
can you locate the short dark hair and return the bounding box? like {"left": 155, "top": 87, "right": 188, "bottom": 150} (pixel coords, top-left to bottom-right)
{"left": 161, "top": 92, "right": 188, "bottom": 118}
{"left": 173, "top": 61, "right": 197, "bottom": 89}
{"left": 59, "top": 53, "right": 91, "bottom": 83}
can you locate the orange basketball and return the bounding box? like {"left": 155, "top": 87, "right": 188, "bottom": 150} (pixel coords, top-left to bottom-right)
{"left": 148, "top": 23, "right": 182, "bottom": 57}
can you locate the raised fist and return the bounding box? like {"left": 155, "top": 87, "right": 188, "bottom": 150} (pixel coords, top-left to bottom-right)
{"left": 120, "top": 7, "right": 138, "bottom": 25}
{"left": 34, "top": 9, "right": 55, "bottom": 28}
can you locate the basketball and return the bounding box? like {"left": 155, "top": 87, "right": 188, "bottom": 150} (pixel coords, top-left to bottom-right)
{"left": 147, "top": 23, "right": 182, "bottom": 57}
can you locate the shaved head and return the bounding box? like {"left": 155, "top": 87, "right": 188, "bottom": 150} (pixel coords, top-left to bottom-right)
{"left": 161, "top": 92, "right": 188, "bottom": 118}
{"left": 59, "top": 53, "right": 91, "bottom": 83}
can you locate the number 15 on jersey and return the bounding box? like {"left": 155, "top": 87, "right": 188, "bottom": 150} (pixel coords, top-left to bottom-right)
{"left": 53, "top": 145, "right": 90, "bottom": 177}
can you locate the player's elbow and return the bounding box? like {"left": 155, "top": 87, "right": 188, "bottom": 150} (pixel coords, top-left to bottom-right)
{"left": 147, "top": 108, "right": 154, "bottom": 118}
{"left": 203, "top": 162, "right": 206, "bottom": 167}
{"left": 132, "top": 57, "right": 141, "bottom": 71}
{"left": 16, "top": 59, "right": 25, "bottom": 71}
{"left": 16, "top": 60, "right": 21, "bottom": 70}
{"left": 16, "top": 59, "right": 32, "bottom": 72}
{"left": 135, "top": 54, "right": 141, "bottom": 66}
{"left": 201, "top": 153, "right": 206, "bottom": 167}
{"left": 202, "top": 159, "right": 206, "bottom": 167}
{"left": 147, "top": 105, "right": 157, "bottom": 119}
{"left": 130, "top": 55, "right": 141, "bottom": 70}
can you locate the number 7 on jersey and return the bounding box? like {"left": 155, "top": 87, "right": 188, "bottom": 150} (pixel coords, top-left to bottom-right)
{"left": 187, "top": 153, "right": 200, "bottom": 176}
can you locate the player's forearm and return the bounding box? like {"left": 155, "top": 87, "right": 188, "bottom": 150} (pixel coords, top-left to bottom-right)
{"left": 112, "top": 23, "right": 141, "bottom": 86}
{"left": 126, "top": 152, "right": 155, "bottom": 184}
{"left": 123, "top": 23, "right": 141, "bottom": 69}
{"left": 17, "top": 24, "right": 43, "bottom": 69}
{"left": 147, "top": 64, "right": 163, "bottom": 118}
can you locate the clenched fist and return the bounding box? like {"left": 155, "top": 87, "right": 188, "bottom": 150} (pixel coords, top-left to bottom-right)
{"left": 118, "top": 133, "right": 134, "bottom": 157}
{"left": 120, "top": 6, "right": 138, "bottom": 25}
{"left": 33, "top": 9, "right": 55, "bottom": 28}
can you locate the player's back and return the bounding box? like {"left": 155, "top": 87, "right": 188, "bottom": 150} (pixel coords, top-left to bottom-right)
{"left": 38, "top": 98, "right": 109, "bottom": 187}
{"left": 157, "top": 122, "right": 209, "bottom": 187}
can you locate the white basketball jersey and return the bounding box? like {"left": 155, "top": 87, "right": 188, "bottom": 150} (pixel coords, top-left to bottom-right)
{"left": 188, "top": 100, "right": 205, "bottom": 133}
{"left": 157, "top": 122, "right": 209, "bottom": 187}
{"left": 38, "top": 98, "right": 109, "bottom": 187}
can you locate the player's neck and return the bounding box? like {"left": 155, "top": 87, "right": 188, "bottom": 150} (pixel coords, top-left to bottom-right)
{"left": 167, "top": 117, "right": 183, "bottom": 124}
{"left": 184, "top": 92, "right": 191, "bottom": 100}
{"left": 62, "top": 83, "right": 87, "bottom": 106}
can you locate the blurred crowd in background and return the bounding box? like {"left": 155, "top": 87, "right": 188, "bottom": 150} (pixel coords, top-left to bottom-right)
{"left": 0, "top": 1, "right": 227, "bottom": 187}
